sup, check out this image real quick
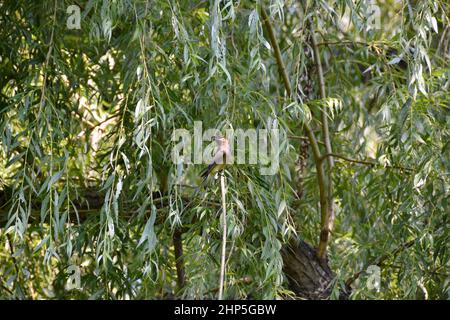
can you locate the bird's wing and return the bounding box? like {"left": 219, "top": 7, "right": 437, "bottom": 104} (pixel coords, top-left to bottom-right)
{"left": 200, "top": 150, "right": 223, "bottom": 178}
{"left": 200, "top": 162, "right": 215, "bottom": 178}
{"left": 213, "top": 149, "right": 226, "bottom": 164}
{"left": 200, "top": 149, "right": 227, "bottom": 178}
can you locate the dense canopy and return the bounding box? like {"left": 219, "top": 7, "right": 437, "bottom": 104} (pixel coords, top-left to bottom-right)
{"left": 0, "top": 0, "right": 448, "bottom": 299}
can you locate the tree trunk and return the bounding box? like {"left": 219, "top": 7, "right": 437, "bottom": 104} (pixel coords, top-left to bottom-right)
{"left": 281, "top": 238, "right": 349, "bottom": 299}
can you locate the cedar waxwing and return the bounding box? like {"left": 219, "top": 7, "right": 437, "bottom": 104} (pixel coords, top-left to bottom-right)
{"left": 182, "top": 136, "right": 231, "bottom": 213}
{"left": 200, "top": 136, "right": 231, "bottom": 180}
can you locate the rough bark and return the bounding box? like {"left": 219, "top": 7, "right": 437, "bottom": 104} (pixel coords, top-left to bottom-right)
{"left": 282, "top": 237, "right": 349, "bottom": 299}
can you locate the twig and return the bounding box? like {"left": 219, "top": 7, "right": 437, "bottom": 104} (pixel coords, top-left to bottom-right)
{"left": 38, "top": 0, "right": 57, "bottom": 111}
{"left": 316, "top": 40, "right": 389, "bottom": 47}
{"left": 345, "top": 238, "right": 417, "bottom": 288}
{"left": 0, "top": 282, "right": 14, "bottom": 296}
{"left": 218, "top": 171, "right": 227, "bottom": 300}
{"left": 89, "top": 113, "right": 121, "bottom": 130}
{"left": 288, "top": 135, "right": 325, "bottom": 144}
{"left": 319, "top": 153, "right": 414, "bottom": 172}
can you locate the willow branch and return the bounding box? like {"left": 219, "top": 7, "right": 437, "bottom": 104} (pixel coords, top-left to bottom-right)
{"left": 311, "top": 23, "right": 335, "bottom": 260}
{"left": 0, "top": 281, "right": 14, "bottom": 296}
{"left": 260, "top": 8, "right": 291, "bottom": 96}
{"left": 320, "top": 153, "right": 415, "bottom": 173}
{"left": 218, "top": 172, "right": 227, "bottom": 300}
{"left": 316, "top": 40, "right": 390, "bottom": 47}
{"left": 260, "top": 8, "right": 328, "bottom": 254}
{"left": 288, "top": 135, "right": 324, "bottom": 145}
{"left": 0, "top": 190, "right": 221, "bottom": 228}
{"left": 345, "top": 238, "right": 417, "bottom": 288}
{"left": 311, "top": 27, "right": 333, "bottom": 167}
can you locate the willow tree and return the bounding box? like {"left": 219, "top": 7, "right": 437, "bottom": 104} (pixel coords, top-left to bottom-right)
{"left": 0, "top": 0, "right": 448, "bottom": 299}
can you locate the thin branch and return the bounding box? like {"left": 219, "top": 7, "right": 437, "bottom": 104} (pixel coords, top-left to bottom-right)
{"left": 260, "top": 8, "right": 292, "bottom": 96}
{"left": 320, "top": 153, "right": 414, "bottom": 172}
{"left": 218, "top": 172, "right": 227, "bottom": 300}
{"left": 0, "top": 282, "right": 14, "bottom": 296}
{"left": 311, "top": 21, "right": 334, "bottom": 260}
{"left": 38, "top": 0, "right": 57, "bottom": 111}
{"left": 311, "top": 28, "right": 333, "bottom": 167}
{"left": 345, "top": 238, "right": 417, "bottom": 288}
{"left": 288, "top": 135, "right": 309, "bottom": 141}
{"left": 0, "top": 192, "right": 221, "bottom": 228}
{"left": 89, "top": 113, "right": 121, "bottom": 131}
{"left": 288, "top": 135, "right": 324, "bottom": 145}
{"left": 316, "top": 40, "right": 390, "bottom": 47}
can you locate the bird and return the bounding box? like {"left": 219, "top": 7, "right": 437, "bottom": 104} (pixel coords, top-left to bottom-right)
{"left": 199, "top": 135, "right": 231, "bottom": 181}
{"left": 181, "top": 135, "right": 231, "bottom": 213}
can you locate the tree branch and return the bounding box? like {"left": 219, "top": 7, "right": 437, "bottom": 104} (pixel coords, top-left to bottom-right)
{"left": 316, "top": 40, "right": 389, "bottom": 47}
{"left": 218, "top": 172, "right": 227, "bottom": 300}
{"left": 0, "top": 189, "right": 220, "bottom": 228}
{"left": 345, "top": 238, "right": 418, "bottom": 288}
{"left": 320, "top": 153, "right": 414, "bottom": 172}
{"left": 311, "top": 21, "right": 334, "bottom": 260}
{"left": 259, "top": 8, "right": 291, "bottom": 96}
{"left": 260, "top": 8, "right": 329, "bottom": 259}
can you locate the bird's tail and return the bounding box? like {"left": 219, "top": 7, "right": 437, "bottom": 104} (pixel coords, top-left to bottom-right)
{"left": 200, "top": 163, "right": 215, "bottom": 179}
